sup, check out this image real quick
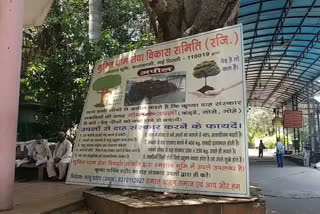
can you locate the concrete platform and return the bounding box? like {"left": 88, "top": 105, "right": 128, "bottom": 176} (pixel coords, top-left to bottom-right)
{"left": 1, "top": 182, "right": 89, "bottom": 214}
{"left": 83, "top": 187, "right": 265, "bottom": 214}
{"left": 250, "top": 156, "right": 320, "bottom": 214}
{"left": 285, "top": 154, "right": 304, "bottom": 166}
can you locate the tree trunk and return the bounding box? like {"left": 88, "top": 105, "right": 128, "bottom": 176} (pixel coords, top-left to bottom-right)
{"left": 205, "top": 76, "right": 207, "bottom": 86}
{"left": 100, "top": 88, "right": 110, "bottom": 105}
{"left": 142, "top": 0, "right": 240, "bottom": 42}
{"left": 89, "top": 0, "right": 102, "bottom": 42}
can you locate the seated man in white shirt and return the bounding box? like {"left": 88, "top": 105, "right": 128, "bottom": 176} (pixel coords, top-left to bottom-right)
{"left": 47, "top": 132, "right": 73, "bottom": 181}
{"left": 16, "top": 133, "right": 52, "bottom": 167}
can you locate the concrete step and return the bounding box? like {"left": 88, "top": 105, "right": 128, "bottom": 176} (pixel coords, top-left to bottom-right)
{"left": 42, "top": 200, "right": 85, "bottom": 214}
{"left": 70, "top": 209, "right": 90, "bottom": 214}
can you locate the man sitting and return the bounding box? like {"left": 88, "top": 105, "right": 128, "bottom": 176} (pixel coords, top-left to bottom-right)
{"left": 16, "top": 133, "right": 52, "bottom": 167}
{"left": 47, "top": 132, "right": 72, "bottom": 181}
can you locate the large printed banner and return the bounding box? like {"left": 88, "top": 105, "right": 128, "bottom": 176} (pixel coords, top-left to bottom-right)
{"left": 66, "top": 24, "right": 249, "bottom": 197}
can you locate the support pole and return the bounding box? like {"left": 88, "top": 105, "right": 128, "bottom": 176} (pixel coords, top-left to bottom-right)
{"left": 282, "top": 104, "right": 286, "bottom": 147}
{"left": 312, "top": 82, "right": 318, "bottom": 152}
{"left": 287, "top": 128, "right": 289, "bottom": 150}
{"left": 292, "top": 97, "right": 296, "bottom": 141}
{"left": 317, "top": 109, "right": 320, "bottom": 151}
{"left": 307, "top": 84, "right": 312, "bottom": 151}
{"left": 296, "top": 95, "right": 301, "bottom": 152}
{"left": 0, "top": 0, "right": 24, "bottom": 211}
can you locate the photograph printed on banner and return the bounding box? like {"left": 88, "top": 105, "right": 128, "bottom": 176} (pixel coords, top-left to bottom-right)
{"left": 91, "top": 74, "right": 123, "bottom": 107}
{"left": 189, "top": 59, "right": 242, "bottom": 99}
{"left": 124, "top": 71, "right": 186, "bottom": 106}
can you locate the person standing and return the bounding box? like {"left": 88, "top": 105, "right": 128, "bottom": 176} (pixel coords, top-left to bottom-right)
{"left": 276, "top": 138, "right": 284, "bottom": 167}
{"left": 258, "top": 140, "right": 265, "bottom": 158}
{"left": 47, "top": 132, "right": 72, "bottom": 181}
{"left": 16, "top": 133, "right": 52, "bottom": 167}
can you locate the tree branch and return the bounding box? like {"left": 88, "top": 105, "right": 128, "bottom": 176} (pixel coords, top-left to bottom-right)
{"left": 223, "top": 0, "right": 240, "bottom": 27}
{"left": 142, "top": 0, "right": 163, "bottom": 41}
{"left": 143, "top": 0, "right": 240, "bottom": 42}
{"left": 183, "top": 0, "right": 206, "bottom": 37}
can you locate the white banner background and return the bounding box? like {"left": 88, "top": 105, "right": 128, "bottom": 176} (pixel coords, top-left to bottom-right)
{"left": 66, "top": 24, "right": 249, "bottom": 198}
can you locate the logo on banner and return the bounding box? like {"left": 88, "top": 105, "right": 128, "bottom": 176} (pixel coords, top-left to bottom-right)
{"left": 138, "top": 65, "right": 175, "bottom": 76}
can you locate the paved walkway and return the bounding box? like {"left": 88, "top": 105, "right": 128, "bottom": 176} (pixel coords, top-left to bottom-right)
{"left": 250, "top": 154, "right": 320, "bottom": 214}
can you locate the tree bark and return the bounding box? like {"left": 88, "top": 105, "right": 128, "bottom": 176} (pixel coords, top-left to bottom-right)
{"left": 89, "top": 0, "right": 102, "bottom": 42}
{"left": 142, "top": 0, "right": 240, "bottom": 42}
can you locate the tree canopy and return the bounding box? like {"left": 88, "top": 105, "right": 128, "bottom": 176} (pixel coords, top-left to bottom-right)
{"left": 247, "top": 107, "right": 275, "bottom": 147}
{"left": 20, "top": 0, "right": 152, "bottom": 137}
{"left": 193, "top": 60, "right": 221, "bottom": 79}
{"left": 20, "top": 0, "right": 239, "bottom": 137}
{"left": 93, "top": 75, "right": 121, "bottom": 91}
